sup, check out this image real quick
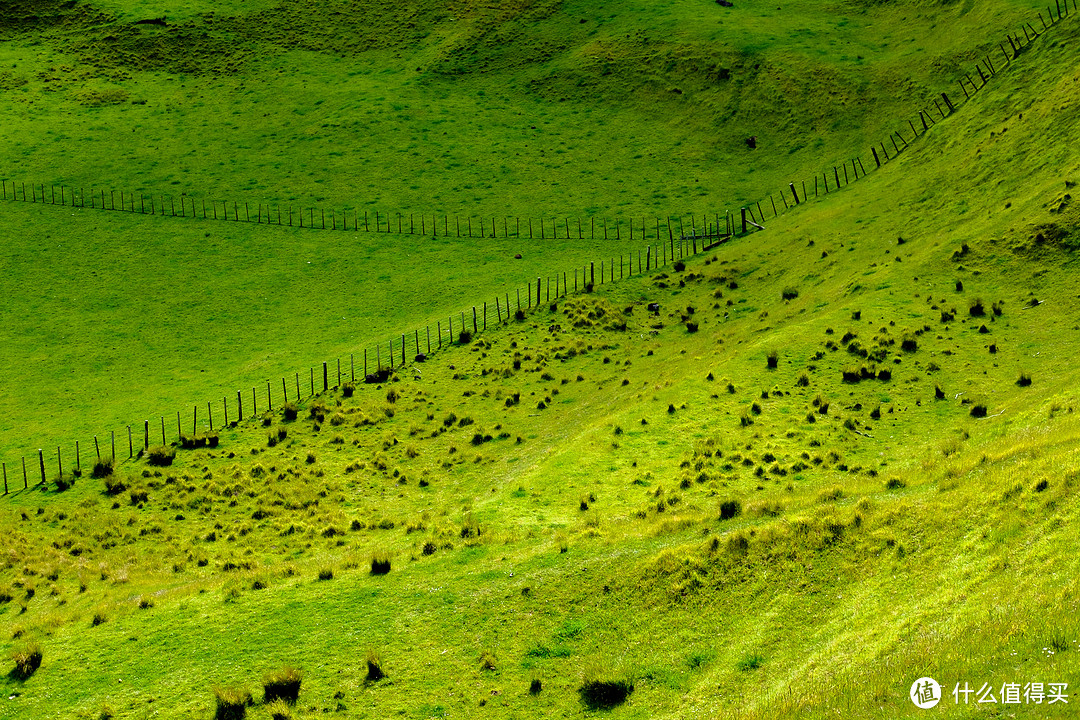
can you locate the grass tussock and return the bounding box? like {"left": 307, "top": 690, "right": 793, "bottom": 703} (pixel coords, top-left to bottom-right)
{"left": 10, "top": 641, "right": 42, "bottom": 680}
{"left": 91, "top": 460, "right": 114, "bottom": 479}
{"left": 365, "top": 651, "right": 385, "bottom": 682}
{"left": 579, "top": 668, "right": 634, "bottom": 710}
{"left": 370, "top": 552, "right": 391, "bottom": 575}
{"left": 213, "top": 686, "right": 253, "bottom": 720}
{"left": 146, "top": 445, "right": 175, "bottom": 466}
{"left": 262, "top": 666, "right": 302, "bottom": 704}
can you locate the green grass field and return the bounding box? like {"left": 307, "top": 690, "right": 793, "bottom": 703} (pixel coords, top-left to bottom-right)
{"left": 0, "top": 0, "right": 1058, "bottom": 460}
{"left": 2, "top": 1, "right": 1080, "bottom": 718}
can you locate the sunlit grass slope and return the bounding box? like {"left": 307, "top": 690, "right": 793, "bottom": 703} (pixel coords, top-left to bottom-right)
{"left": 1, "top": 11, "right": 1079, "bottom": 718}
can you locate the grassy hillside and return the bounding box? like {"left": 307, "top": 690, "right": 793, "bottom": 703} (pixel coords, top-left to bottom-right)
{"left": 1, "top": 7, "right": 1079, "bottom": 718}
{"left": 0, "top": 0, "right": 1059, "bottom": 460}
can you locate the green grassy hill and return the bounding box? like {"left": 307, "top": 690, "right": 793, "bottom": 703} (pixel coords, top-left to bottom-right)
{"left": 0, "top": 0, "right": 1059, "bottom": 459}
{"left": 2, "top": 1, "right": 1080, "bottom": 719}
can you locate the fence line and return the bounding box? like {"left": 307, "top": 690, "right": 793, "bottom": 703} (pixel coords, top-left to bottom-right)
{"left": 0, "top": 220, "right": 729, "bottom": 493}
{"left": 1, "top": 3, "right": 1073, "bottom": 495}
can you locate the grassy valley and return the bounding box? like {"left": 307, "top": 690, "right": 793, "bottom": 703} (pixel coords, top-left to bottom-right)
{"left": 2, "top": 1, "right": 1080, "bottom": 719}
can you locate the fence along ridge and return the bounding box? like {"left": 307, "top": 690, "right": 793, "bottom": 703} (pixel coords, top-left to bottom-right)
{"left": 0, "top": 177, "right": 742, "bottom": 245}
{"left": 728, "top": 4, "right": 1069, "bottom": 229}
{"left": 0, "top": 217, "right": 730, "bottom": 496}
{"left": 1, "top": 3, "right": 1073, "bottom": 494}
{"left": 0, "top": 8, "right": 1066, "bottom": 239}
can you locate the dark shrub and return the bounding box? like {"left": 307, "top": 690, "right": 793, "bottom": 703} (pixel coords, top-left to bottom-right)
{"left": 263, "top": 666, "right": 302, "bottom": 704}
{"left": 1017, "top": 373, "right": 1032, "bottom": 387}
{"left": 940, "top": 310, "right": 954, "bottom": 323}
{"left": 91, "top": 460, "right": 114, "bottom": 479}
{"left": 935, "top": 385, "right": 946, "bottom": 400}
{"left": 876, "top": 368, "right": 892, "bottom": 381}
{"left": 370, "top": 553, "right": 391, "bottom": 575}
{"left": 282, "top": 402, "right": 298, "bottom": 420}
{"left": 530, "top": 678, "right": 543, "bottom": 694}
{"left": 719, "top": 500, "right": 742, "bottom": 520}
{"left": 91, "top": 612, "right": 107, "bottom": 627}
{"left": 969, "top": 298, "right": 985, "bottom": 316}
{"left": 11, "top": 642, "right": 42, "bottom": 680}
{"left": 317, "top": 568, "right": 333, "bottom": 581}
{"left": 341, "top": 382, "right": 355, "bottom": 398}
{"left": 955, "top": 279, "right": 964, "bottom": 292}
{"left": 673, "top": 260, "right": 686, "bottom": 271}
{"left": 213, "top": 687, "right": 252, "bottom": 720}
{"left": 686, "top": 321, "right": 699, "bottom": 332}
{"left": 766, "top": 351, "right": 778, "bottom": 369}
{"left": 970, "top": 404, "right": 988, "bottom": 418}
{"left": 515, "top": 309, "right": 525, "bottom": 321}
{"left": 365, "top": 651, "right": 385, "bottom": 682}
{"left": 579, "top": 677, "right": 634, "bottom": 710}
{"left": 458, "top": 330, "right": 472, "bottom": 344}
{"left": 886, "top": 478, "right": 906, "bottom": 490}
{"left": 781, "top": 287, "right": 798, "bottom": 300}
{"left": 146, "top": 446, "right": 175, "bottom": 466}
{"left": 901, "top": 336, "right": 918, "bottom": 352}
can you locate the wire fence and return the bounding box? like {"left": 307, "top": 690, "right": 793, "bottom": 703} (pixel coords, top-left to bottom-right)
{"left": 0, "top": 0, "right": 1074, "bottom": 496}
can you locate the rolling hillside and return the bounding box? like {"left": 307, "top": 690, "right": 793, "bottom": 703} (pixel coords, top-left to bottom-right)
{"left": 1, "top": 1, "right": 1080, "bottom": 719}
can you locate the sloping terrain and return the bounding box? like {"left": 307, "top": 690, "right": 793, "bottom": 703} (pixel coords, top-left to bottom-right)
{"left": 2, "top": 8, "right": 1080, "bottom": 718}
{"left": 0, "top": 0, "right": 1062, "bottom": 463}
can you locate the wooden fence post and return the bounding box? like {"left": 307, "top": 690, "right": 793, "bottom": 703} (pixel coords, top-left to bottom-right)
{"left": 144, "top": 420, "right": 149, "bottom": 450}
{"left": 38, "top": 449, "right": 45, "bottom": 485}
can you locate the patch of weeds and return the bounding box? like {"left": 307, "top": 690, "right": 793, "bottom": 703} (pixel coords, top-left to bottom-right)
{"left": 735, "top": 653, "right": 764, "bottom": 671}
